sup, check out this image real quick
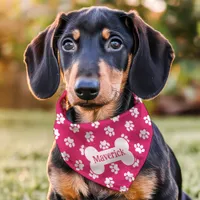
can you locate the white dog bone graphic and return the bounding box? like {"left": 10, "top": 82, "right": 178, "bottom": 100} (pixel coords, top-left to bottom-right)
{"left": 85, "top": 138, "right": 134, "bottom": 174}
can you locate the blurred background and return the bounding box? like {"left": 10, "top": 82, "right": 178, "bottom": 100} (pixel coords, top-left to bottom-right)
{"left": 0, "top": 0, "right": 200, "bottom": 200}
{"left": 0, "top": 0, "right": 200, "bottom": 114}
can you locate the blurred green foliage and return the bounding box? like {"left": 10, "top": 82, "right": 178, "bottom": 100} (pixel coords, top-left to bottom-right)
{"left": 0, "top": 0, "right": 199, "bottom": 112}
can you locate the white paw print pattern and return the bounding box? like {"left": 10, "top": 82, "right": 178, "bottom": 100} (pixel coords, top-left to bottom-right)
{"left": 144, "top": 115, "right": 151, "bottom": 126}
{"left": 110, "top": 115, "right": 120, "bottom": 122}
{"left": 139, "top": 129, "right": 150, "bottom": 139}
{"left": 79, "top": 145, "right": 85, "bottom": 155}
{"left": 130, "top": 107, "right": 139, "bottom": 118}
{"left": 69, "top": 123, "right": 80, "bottom": 133}
{"left": 61, "top": 151, "right": 70, "bottom": 161}
{"left": 53, "top": 128, "right": 60, "bottom": 140}
{"left": 104, "top": 126, "right": 115, "bottom": 137}
{"left": 56, "top": 113, "right": 65, "bottom": 124}
{"left": 64, "top": 137, "right": 75, "bottom": 148}
{"left": 104, "top": 177, "right": 114, "bottom": 188}
{"left": 109, "top": 163, "right": 120, "bottom": 174}
{"left": 125, "top": 121, "right": 134, "bottom": 131}
{"left": 124, "top": 171, "right": 135, "bottom": 182}
{"left": 135, "top": 95, "right": 142, "bottom": 103}
{"left": 120, "top": 186, "right": 128, "bottom": 192}
{"left": 89, "top": 170, "right": 99, "bottom": 180}
{"left": 134, "top": 143, "right": 145, "bottom": 154}
{"left": 85, "top": 131, "right": 95, "bottom": 142}
{"left": 74, "top": 160, "right": 84, "bottom": 171}
{"left": 121, "top": 134, "right": 130, "bottom": 142}
{"left": 91, "top": 121, "right": 100, "bottom": 128}
{"left": 99, "top": 140, "right": 110, "bottom": 150}
{"left": 133, "top": 158, "right": 140, "bottom": 168}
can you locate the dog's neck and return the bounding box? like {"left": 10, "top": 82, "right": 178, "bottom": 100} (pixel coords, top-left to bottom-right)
{"left": 66, "top": 88, "right": 134, "bottom": 123}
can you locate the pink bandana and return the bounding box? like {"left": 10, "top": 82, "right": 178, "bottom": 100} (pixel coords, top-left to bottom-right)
{"left": 54, "top": 91, "right": 153, "bottom": 192}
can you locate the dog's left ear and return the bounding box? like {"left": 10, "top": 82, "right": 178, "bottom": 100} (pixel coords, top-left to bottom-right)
{"left": 24, "top": 13, "right": 66, "bottom": 99}
{"left": 127, "top": 11, "right": 175, "bottom": 99}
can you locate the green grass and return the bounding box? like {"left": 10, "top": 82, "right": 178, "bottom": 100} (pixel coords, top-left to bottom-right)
{"left": 0, "top": 110, "right": 200, "bottom": 200}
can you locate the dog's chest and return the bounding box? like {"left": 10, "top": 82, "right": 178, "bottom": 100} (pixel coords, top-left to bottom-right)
{"left": 48, "top": 143, "right": 157, "bottom": 200}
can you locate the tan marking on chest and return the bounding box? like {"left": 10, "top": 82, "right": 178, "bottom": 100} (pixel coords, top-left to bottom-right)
{"left": 47, "top": 143, "right": 88, "bottom": 199}
{"left": 49, "top": 170, "right": 88, "bottom": 199}
{"left": 124, "top": 172, "right": 157, "bottom": 200}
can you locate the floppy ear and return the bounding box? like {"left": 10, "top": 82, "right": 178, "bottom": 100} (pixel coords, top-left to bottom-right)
{"left": 127, "top": 11, "right": 175, "bottom": 99}
{"left": 24, "top": 13, "right": 66, "bottom": 99}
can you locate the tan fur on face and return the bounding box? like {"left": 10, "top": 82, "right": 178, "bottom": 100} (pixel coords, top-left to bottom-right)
{"left": 47, "top": 143, "right": 88, "bottom": 199}
{"left": 63, "top": 57, "right": 133, "bottom": 123}
{"left": 102, "top": 28, "right": 110, "bottom": 40}
{"left": 64, "top": 62, "right": 79, "bottom": 106}
{"left": 72, "top": 29, "right": 80, "bottom": 40}
{"left": 121, "top": 54, "right": 132, "bottom": 91}
{"left": 74, "top": 59, "right": 124, "bottom": 123}
{"left": 98, "top": 58, "right": 123, "bottom": 102}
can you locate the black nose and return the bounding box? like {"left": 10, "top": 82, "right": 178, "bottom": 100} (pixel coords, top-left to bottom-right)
{"left": 74, "top": 78, "right": 100, "bottom": 100}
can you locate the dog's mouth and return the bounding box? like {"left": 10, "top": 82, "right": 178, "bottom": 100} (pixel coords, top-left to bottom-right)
{"left": 73, "top": 91, "right": 120, "bottom": 110}
{"left": 76, "top": 102, "right": 105, "bottom": 109}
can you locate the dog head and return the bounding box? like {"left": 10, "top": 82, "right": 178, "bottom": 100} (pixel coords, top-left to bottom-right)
{"left": 24, "top": 7, "right": 174, "bottom": 109}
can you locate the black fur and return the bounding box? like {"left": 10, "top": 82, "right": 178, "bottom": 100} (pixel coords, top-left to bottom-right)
{"left": 127, "top": 12, "right": 174, "bottom": 99}
{"left": 24, "top": 13, "right": 66, "bottom": 99}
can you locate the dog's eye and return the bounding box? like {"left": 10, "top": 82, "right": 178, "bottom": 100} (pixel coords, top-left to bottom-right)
{"left": 110, "top": 40, "right": 121, "bottom": 49}
{"left": 107, "top": 37, "right": 123, "bottom": 51}
{"left": 62, "top": 39, "right": 76, "bottom": 52}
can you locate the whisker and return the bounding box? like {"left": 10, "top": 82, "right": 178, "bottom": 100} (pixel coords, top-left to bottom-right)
{"left": 111, "top": 86, "right": 132, "bottom": 110}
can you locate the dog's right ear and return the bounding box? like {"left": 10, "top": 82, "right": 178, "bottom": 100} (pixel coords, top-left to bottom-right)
{"left": 24, "top": 13, "right": 67, "bottom": 99}
{"left": 126, "top": 11, "right": 175, "bottom": 100}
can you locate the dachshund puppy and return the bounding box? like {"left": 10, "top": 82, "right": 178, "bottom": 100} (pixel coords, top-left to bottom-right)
{"left": 24, "top": 6, "right": 191, "bottom": 200}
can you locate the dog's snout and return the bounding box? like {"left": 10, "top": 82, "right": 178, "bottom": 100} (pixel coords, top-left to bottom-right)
{"left": 74, "top": 78, "right": 100, "bottom": 100}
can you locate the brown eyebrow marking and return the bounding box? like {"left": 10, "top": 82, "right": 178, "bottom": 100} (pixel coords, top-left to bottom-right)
{"left": 72, "top": 29, "right": 80, "bottom": 40}
{"left": 102, "top": 28, "right": 110, "bottom": 40}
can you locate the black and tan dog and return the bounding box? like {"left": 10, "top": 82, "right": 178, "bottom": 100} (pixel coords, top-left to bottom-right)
{"left": 24, "top": 6, "right": 191, "bottom": 200}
